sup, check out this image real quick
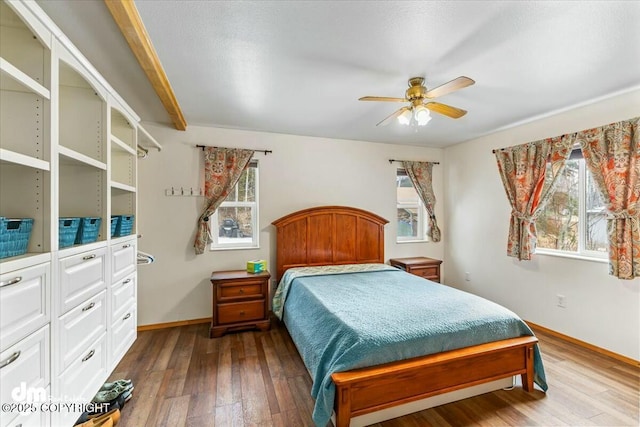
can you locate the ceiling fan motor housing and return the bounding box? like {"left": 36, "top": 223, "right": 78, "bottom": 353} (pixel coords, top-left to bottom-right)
{"left": 406, "top": 77, "right": 427, "bottom": 101}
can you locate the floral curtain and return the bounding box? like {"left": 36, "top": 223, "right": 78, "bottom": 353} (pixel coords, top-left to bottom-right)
{"left": 194, "top": 147, "right": 255, "bottom": 254}
{"left": 402, "top": 161, "right": 441, "bottom": 242}
{"left": 495, "top": 135, "right": 574, "bottom": 260}
{"left": 577, "top": 117, "right": 639, "bottom": 279}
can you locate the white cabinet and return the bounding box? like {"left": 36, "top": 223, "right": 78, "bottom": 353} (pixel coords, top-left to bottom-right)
{"left": 58, "top": 246, "right": 106, "bottom": 314}
{"left": 0, "top": 325, "right": 50, "bottom": 427}
{"left": 0, "top": 1, "right": 160, "bottom": 425}
{"left": 110, "top": 239, "right": 136, "bottom": 282}
{"left": 0, "top": 262, "right": 49, "bottom": 350}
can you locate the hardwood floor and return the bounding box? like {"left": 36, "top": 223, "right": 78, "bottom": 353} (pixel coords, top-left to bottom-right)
{"left": 109, "top": 322, "right": 639, "bottom": 427}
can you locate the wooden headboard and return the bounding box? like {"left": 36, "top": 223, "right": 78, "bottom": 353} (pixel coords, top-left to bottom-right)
{"left": 271, "top": 206, "right": 388, "bottom": 280}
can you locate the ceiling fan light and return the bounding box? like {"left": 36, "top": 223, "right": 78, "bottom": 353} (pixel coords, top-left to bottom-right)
{"left": 414, "top": 105, "right": 431, "bottom": 126}
{"left": 397, "top": 109, "right": 412, "bottom": 125}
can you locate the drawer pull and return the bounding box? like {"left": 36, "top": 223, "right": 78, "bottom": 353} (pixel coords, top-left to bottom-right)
{"left": 123, "top": 313, "right": 131, "bottom": 321}
{"left": 82, "top": 302, "right": 95, "bottom": 312}
{"left": 123, "top": 278, "right": 132, "bottom": 285}
{"left": 82, "top": 254, "right": 96, "bottom": 261}
{"left": 239, "top": 311, "right": 245, "bottom": 316}
{"left": 0, "top": 351, "right": 20, "bottom": 369}
{"left": 82, "top": 349, "right": 95, "bottom": 362}
{"left": 0, "top": 276, "right": 22, "bottom": 288}
{"left": 239, "top": 288, "right": 244, "bottom": 294}
{"left": 122, "top": 244, "right": 131, "bottom": 249}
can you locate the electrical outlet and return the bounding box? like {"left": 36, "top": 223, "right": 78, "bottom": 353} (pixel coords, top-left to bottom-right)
{"left": 464, "top": 272, "right": 471, "bottom": 281}
{"left": 557, "top": 294, "right": 567, "bottom": 308}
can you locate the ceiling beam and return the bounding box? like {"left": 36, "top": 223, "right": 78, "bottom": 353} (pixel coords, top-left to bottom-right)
{"left": 104, "top": 0, "right": 187, "bottom": 130}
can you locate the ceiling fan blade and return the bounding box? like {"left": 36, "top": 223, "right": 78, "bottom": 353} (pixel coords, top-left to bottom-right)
{"left": 425, "top": 102, "right": 467, "bottom": 119}
{"left": 377, "top": 106, "right": 410, "bottom": 126}
{"left": 424, "top": 76, "right": 475, "bottom": 99}
{"left": 359, "top": 96, "right": 408, "bottom": 102}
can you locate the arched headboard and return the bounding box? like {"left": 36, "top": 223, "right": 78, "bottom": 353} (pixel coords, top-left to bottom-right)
{"left": 271, "top": 206, "right": 388, "bottom": 280}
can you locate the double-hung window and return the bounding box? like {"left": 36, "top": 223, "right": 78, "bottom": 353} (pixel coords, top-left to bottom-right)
{"left": 210, "top": 160, "right": 259, "bottom": 250}
{"left": 396, "top": 168, "right": 428, "bottom": 242}
{"left": 536, "top": 150, "right": 607, "bottom": 259}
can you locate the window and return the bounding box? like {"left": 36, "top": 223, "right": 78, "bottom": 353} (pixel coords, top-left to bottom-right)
{"left": 536, "top": 151, "right": 607, "bottom": 258}
{"left": 210, "top": 160, "right": 259, "bottom": 250}
{"left": 396, "top": 168, "right": 428, "bottom": 242}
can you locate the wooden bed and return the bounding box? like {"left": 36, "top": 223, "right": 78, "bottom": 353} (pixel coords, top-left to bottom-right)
{"left": 272, "top": 206, "right": 537, "bottom": 427}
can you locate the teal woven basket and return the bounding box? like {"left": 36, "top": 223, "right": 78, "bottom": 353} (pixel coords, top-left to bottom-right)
{"left": 59, "top": 217, "right": 81, "bottom": 248}
{"left": 114, "top": 215, "right": 134, "bottom": 237}
{"left": 0, "top": 217, "right": 34, "bottom": 259}
{"left": 75, "top": 217, "right": 101, "bottom": 245}
{"left": 110, "top": 216, "right": 119, "bottom": 237}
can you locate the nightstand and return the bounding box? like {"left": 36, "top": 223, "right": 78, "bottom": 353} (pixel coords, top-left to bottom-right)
{"left": 210, "top": 270, "right": 271, "bottom": 338}
{"left": 389, "top": 257, "right": 442, "bottom": 282}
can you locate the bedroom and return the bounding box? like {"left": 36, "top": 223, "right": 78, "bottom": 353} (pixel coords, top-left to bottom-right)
{"left": 0, "top": 1, "right": 638, "bottom": 426}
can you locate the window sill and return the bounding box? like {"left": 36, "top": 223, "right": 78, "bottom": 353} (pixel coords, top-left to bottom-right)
{"left": 535, "top": 249, "right": 608, "bottom": 263}
{"left": 210, "top": 245, "right": 259, "bottom": 252}
{"left": 396, "top": 239, "right": 430, "bottom": 244}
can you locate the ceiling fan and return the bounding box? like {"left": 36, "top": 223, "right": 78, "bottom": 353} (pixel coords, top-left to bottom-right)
{"left": 359, "top": 76, "right": 475, "bottom": 126}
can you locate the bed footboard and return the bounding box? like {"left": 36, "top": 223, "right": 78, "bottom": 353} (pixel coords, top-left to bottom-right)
{"left": 331, "top": 336, "right": 537, "bottom": 427}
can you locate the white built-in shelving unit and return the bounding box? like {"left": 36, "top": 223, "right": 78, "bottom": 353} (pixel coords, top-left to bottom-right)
{"left": 0, "top": 1, "right": 161, "bottom": 426}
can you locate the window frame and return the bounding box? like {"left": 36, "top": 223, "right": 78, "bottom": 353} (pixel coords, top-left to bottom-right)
{"left": 535, "top": 155, "right": 607, "bottom": 261}
{"left": 209, "top": 160, "right": 259, "bottom": 251}
{"left": 396, "top": 168, "right": 429, "bottom": 243}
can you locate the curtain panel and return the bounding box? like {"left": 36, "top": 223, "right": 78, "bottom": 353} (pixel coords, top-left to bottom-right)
{"left": 577, "top": 117, "right": 639, "bottom": 279}
{"left": 495, "top": 135, "right": 574, "bottom": 260}
{"left": 194, "top": 147, "right": 255, "bottom": 255}
{"left": 402, "top": 161, "right": 441, "bottom": 242}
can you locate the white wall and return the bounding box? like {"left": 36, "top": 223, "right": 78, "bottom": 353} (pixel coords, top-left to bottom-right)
{"left": 136, "top": 125, "right": 444, "bottom": 326}
{"left": 443, "top": 89, "right": 640, "bottom": 360}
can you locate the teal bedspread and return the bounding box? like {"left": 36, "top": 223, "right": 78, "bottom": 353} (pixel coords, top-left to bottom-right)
{"left": 273, "top": 264, "right": 548, "bottom": 427}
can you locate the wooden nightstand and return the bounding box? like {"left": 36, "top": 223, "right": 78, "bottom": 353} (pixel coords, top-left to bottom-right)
{"left": 210, "top": 270, "right": 271, "bottom": 338}
{"left": 389, "top": 257, "right": 442, "bottom": 282}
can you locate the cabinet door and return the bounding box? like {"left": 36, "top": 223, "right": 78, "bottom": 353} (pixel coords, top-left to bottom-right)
{"left": 110, "top": 240, "right": 136, "bottom": 282}
{"left": 0, "top": 325, "right": 50, "bottom": 427}
{"left": 55, "top": 333, "right": 107, "bottom": 427}
{"left": 110, "top": 303, "right": 136, "bottom": 369}
{"left": 57, "top": 291, "right": 106, "bottom": 374}
{"left": 0, "top": 262, "right": 50, "bottom": 351}
{"left": 58, "top": 247, "right": 106, "bottom": 314}
{"left": 111, "top": 273, "right": 136, "bottom": 324}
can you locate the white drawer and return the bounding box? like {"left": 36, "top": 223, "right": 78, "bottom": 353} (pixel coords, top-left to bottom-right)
{"left": 58, "top": 247, "right": 106, "bottom": 315}
{"left": 110, "top": 240, "right": 136, "bottom": 282}
{"left": 0, "top": 326, "right": 50, "bottom": 427}
{"left": 111, "top": 273, "right": 136, "bottom": 323}
{"left": 0, "top": 263, "right": 50, "bottom": 351}
{"left": 56, "top": 333, "right": 107, "bottom": 427}
{"left": 57, "top": 291, "right": 106, "bottom": 374}
{"left": 4, "top": 386, "right": 50, "bottom": 427}
{"left": 111, "top": 304, "right": 136, "bottom": 367}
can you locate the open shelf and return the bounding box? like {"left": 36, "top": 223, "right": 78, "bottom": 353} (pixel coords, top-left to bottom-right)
{"left": 59, "top": 163, "right": 106, "bottom": 248}
{"left": 0, "top": 163, "right": 50, "bottom": 257}
{"left": 111, "top": 135, "right": 136, "bottom": 156}
{"left": 59, "top": 146, "right": 107, "bottom": 171}
{"left": 1, "top": 57, "right": 50, "bottom": 98}
{"left": 110, "top": 181, "right": 136, "bottom": 193}
{"left": 111, "top": 108, "right": 135, "bottom": 150}
{"left": 59, "top": 60, "right": 106, "bottom": 164}
{"left": 0, "top": 148, "right": 49, "bottom": 171}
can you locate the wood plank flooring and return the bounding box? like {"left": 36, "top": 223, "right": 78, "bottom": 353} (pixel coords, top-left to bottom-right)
{"left": 109, "top": 322, "right": 639, "bottom": 427}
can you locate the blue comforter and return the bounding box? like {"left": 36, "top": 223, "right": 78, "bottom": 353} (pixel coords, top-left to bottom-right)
{"left": 273, "top": 264, "right": 547, "bottom": 427}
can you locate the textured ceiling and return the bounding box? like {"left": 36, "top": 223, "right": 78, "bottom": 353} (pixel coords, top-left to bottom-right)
{"left": 37, "top": 1, "right": 640, "bottom": 147}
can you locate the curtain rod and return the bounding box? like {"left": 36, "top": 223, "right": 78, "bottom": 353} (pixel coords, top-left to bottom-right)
{"left": 492, "top": 131, "right": 579, "bottom": 153}
{"left": 388, "top": 159, "right": 440, "bottom": 165}
{"left": 196, "top": 145, "right": 272, "bottom": 155}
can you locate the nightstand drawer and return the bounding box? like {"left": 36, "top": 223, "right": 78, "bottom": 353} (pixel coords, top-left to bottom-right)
{"left": 219, "top": 283, "right": 263, "bottom": 299}
{"left": 411, "top": 266, "right": 439, "bottom": 281}
{"left": 217, "top": 300, "right": 265, "bottom": 324}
